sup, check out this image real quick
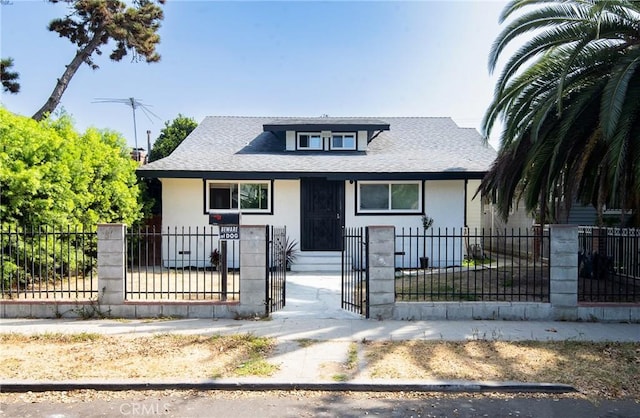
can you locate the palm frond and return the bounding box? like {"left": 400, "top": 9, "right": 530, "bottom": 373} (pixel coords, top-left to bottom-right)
{"left": 600, "top": 49, "right": 640, "bottom": 139}
{"left": 490, "top": 2, "right": 589, "bottom": 72}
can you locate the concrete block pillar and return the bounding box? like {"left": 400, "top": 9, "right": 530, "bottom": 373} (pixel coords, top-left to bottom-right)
{"left": 550, "top": 225, "right": 578, "bottom": 320}
{"left": 367, "top": 226, "right": 396, "bottom": 320}
{"left": 97, "top": 224, "right": 126, "bottom": 305}
{"left": 237, "top": 225, "right": 268, "bottom": 317}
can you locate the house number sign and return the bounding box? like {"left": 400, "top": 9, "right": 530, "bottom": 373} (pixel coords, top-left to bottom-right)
{"left": 219, "top": 225, "right": 240, "bottom": 240}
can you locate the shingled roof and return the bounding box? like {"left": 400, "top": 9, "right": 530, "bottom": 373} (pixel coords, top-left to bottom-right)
{"left": 137, "top": 116, "right": 496, "bottom": 180}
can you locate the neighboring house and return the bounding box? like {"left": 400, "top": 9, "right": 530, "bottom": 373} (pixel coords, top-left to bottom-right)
{"left": 137, "top": 116, "right": 497, "bottom": 269}
{"left": 482, "top": 200, "right": 537, "bottom": 231}
{"left": 482, "top": 198, "right": 634, "bottom": 229}
{"left": 567, "top": 204, "right": 634, "bottom": 227}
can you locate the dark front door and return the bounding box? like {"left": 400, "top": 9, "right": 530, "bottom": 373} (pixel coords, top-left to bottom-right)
{"left": 301, "top": 178, "right": 344, "bottom": 251}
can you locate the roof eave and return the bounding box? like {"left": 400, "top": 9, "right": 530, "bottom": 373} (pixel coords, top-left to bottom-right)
{"left": 263, "top": 123, "right": 390, "bottom": 132}
{"left": 136, "top": 169, "right": 487, "bottom": 181}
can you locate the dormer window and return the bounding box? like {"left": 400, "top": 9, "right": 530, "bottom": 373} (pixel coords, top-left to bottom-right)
{"left": 264, "top": 118, "right": 390, "bottom": 152}
{"left": 297, "top": 133, "right": 322, "bottom": 150}
{"left": 330, "top": 133, "right": 356, "bottom": 150}
{"left": 296, "top": 132, "right": 357, "bottom": 151}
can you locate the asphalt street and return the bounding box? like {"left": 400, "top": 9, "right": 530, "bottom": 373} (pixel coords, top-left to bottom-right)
{"left": 2, "top": 392, "right": 639, "bottom": 418}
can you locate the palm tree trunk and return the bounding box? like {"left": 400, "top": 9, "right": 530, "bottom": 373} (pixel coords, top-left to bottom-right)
{"left": 596, "top": 172, "right": 606, "bottom": 226}
{"left": 32, "top": 31, "right": 104, "bottom": 121}
{"left": 538, "top": 188, "right": 547, "bottom": 227}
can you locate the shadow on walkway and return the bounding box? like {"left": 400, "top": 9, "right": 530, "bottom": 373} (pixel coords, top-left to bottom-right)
{"left": 271, "top": 272, "right": 361, "bottom": 319}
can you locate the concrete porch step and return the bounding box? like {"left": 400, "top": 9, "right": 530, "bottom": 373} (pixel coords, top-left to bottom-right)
{"left": 290, "top": 251, "right": 347, "bottom": 272}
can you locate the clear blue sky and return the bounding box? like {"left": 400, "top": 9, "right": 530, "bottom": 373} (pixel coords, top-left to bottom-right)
{"left": 1, "top": 0, "right": 508, "bottom": 150}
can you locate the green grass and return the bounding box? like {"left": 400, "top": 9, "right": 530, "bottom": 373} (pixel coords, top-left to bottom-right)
{"left": 462, "top": 257, "right": 492, "bottom": 267}
{"left": 346, "top": 342, "right": 359, "bottom": 370}
{"left": 231, "top": 334, "right": 279, "bottom": 377}
{"left": 234, "top": 357, "right": 279, "bottom": 376}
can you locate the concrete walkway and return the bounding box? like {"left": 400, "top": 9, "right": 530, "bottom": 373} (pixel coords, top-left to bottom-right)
{"left": 271, "top": 272, "right": 362, "bottom": 320}
{"left": 1, "top": 272, "right": 639, "bottom": 393}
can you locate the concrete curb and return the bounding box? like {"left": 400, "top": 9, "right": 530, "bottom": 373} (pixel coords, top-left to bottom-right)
{"left": 0, "top": 381, "right": 577, "bottom": 394}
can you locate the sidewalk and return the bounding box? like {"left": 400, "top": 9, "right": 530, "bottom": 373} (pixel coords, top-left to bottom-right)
{"left": 2, "top": 315, "right": 639, "bottom": 342}
{"left": 1, "top": 272, "right": 639, "bottom": 393}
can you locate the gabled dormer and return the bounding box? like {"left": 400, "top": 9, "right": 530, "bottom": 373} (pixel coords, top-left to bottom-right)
{"left": 263, "top": 118, "right": 390, "bottom": 152}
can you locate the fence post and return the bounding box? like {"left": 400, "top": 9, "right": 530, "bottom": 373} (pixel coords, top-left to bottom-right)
{"left": 367, "top": 226, "right": 396, "bottom": 320}
{"left": 550, "top": 225, "right": 578, "bottom": 320}
{"left": 220, "top": 240, "right": 228, "bottom": 301}
{"left": 97, "top": 224, "right": 126, "bottom": 305}
{"left": 237, "top": 225, "right": 267, "bottom": 317}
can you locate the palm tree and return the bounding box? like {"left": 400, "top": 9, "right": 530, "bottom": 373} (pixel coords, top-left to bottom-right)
{"left": 480, "top": 0, "right": 640, "bottom": 226}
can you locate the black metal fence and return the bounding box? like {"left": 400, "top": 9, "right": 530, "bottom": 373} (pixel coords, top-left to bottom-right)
{"left": 125, "top": 226, "right": 239, "bottom": 301}
{"left": 342, "top": 227, "right": 369, "bottom": 317}
{"left": 0, "top": 225, "right": 97, "bottom": 299}
{"left": 266, "top": 226, "right": 287, "bottom": 314}
{"left": 578, "top": 226, "right": 640, "bottom": 302}
{"left": 395, "top": 227, "right": 549, "bottom": 302}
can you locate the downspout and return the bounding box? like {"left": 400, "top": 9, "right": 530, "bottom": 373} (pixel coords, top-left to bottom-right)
{"left": 464, "top": 179, "right": 468, "bottom": 227}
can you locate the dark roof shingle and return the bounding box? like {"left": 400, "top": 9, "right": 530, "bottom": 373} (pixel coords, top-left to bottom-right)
{"left": 138, "top": 116, "right": 496, "bottom": 178}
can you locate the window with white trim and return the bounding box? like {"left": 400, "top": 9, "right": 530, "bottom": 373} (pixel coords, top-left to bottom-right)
{"left": 297, "top": 133, "right": 322, "bottom": 150}
{"left": 330, "top": 133, "right": 356, "bottom": 150}
{"left": 357, "top": 181, "right": 421, "bottom": 213}
{"left": 207, "top": 181, "right": 270, "bottom": 212}
{"left": 296, "top": 132, "right": 357, "bottom": 151}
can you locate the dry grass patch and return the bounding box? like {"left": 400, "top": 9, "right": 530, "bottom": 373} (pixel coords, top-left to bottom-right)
{"left": 0, "top": 388, "right": 590, "bottom": 406}
{"left": 364, "top": 340, "right": 640, "bottom": 399}
{"left": 295, "top": 338, "right": 318, "bottom": 348}
{"left": 0, "top": 333, "right": 277, "bottom": 380}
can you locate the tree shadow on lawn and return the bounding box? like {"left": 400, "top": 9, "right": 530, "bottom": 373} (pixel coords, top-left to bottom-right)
{"left": 362, "top": 339, "right": 640, "bottom": 399}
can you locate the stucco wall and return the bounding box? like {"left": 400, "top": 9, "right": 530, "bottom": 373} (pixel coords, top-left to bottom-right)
{"left": 163, "top": 178, "right": 468, "bottom": 235}
{"left": 162, "top": 177, "right": 469, "bottom": 268}
{"left": 161, "top": 178, "right": 301, "bottom": 267}
{"left": 344, "top": 179, "right": 467, "bottom": 268}
{"left": 425, "top": 180, "right": 465, "bottom": 228}
{"left": 161, "top": 178, "right": 206, "bottom": 227}
{"left": 466, "top": 179, "right": 483, "bottom": 230}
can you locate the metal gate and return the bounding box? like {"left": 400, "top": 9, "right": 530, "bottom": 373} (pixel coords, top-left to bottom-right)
{"left": 266, "top": 226, "right": 287, "bottom": 314}
{"left": 342, "top": 227, "right": 369, "bottom": 317}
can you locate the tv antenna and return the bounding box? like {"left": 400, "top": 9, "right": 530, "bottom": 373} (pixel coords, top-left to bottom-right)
{"left": 93, "top": 97, "right": 161, "bottom": 153}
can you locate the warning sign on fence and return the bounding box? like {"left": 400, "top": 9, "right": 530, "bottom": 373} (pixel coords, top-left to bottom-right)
{"left": 219, "top": 225, "right": 240, "bottom": 240}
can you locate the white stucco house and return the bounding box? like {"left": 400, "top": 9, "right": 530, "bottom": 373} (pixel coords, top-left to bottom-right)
{"left": 137, "top": 116, "right": 497, "bottom": 270}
